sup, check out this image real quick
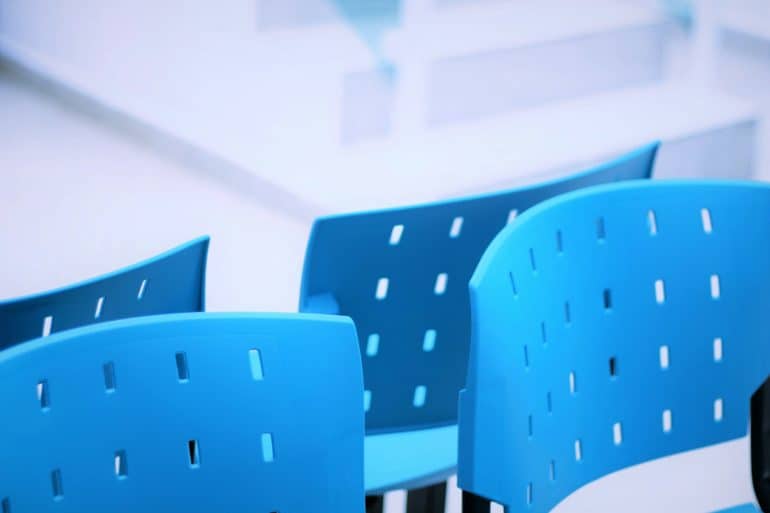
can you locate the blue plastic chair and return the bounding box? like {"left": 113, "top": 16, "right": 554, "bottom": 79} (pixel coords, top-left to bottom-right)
{"left": 299, "top": 143, "right": 659, "bottom": 505}
{"left": 459, "top": 180, "right": 770, "bottom": 512}
{"left": 0, "top": 312, "right": 364, "bottom": 512}
{"left": 0, "top": 236, "right": 209, "bottom": 351}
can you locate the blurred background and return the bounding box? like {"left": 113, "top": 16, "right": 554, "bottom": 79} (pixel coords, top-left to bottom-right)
{"left": 0, "top": 1, "right": 768, "bottom": 511}
{"left": 1, "top": 0, "right": 769, "bottom": 312}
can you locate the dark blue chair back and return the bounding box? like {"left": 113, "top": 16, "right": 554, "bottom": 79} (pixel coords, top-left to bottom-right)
{"left": 301, "top": 144, "right": 658, "bottom": 433}
{"left": 0, "top": 237, "right": 209, "bottom": 351}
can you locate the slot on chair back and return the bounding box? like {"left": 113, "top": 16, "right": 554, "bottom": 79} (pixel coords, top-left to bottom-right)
{"left": 0, "top": 313, "right": 364, "bottom": 513}
{"left": 301, "top": 144, "right": 658, "bottom": 433}
{"left": 0, "top": 237, "right": 209, "bottom": 351}
{"left": 460, "top": 181, "right": 770, "bottom": 511}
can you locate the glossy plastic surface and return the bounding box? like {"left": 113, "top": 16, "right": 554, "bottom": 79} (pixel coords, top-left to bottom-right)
{"left": 718, "top": 506, "right": 760, "bottom": 513}
{"left": 365, "top": 425, "right": 457, "bottom": 495}
{"left": 0, "top": 237, "right": 209, "bottom": 351}
{"left": 0, "top": 312, "right": 364, "bottom": 513}
{"left": 300, "top": 143, "right": 658, "bottom": 435}
{"left": 460, "top": 181, "right": 770, "bottom": 511}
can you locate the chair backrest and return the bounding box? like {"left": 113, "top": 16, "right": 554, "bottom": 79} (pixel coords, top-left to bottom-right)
{"left": 0, "top": 312, "right": 364, "bottom": 513}
{"left": 300, "top": 143, "right": 658, "bottom": 433}
{"left": 0, "top": 237, "right": 209, "bottom": 351}
{"left": 459, "top": 180, "right": 770, "bottom": 511}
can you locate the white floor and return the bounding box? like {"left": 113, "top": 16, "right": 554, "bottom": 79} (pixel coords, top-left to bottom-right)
{"left": 0, "top": 65, "right": 763, "bottom": 512}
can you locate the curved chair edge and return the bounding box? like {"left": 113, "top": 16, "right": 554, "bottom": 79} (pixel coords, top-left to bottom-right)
{"left": 714, "top": 505, "right": 760, "bottom": 513}
{"left": 0, "top": 311, "right": 355, "bottom": 362}
{"left": 314, "top": 141, "right": 660, "bottom": 223}
{"left": 298, "top": 142, "right": 659, "bottom": 312}
{"left": 0, "top": 235, "right": 211, "bottom": 307}
{"left": 469, "top": 179, "right": 770, "bottom": 291}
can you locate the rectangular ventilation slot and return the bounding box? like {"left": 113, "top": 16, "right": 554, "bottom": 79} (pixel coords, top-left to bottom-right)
{"left": 603, "top": 289, "right": 612, "bottom": 310}
{"left": 509, "top": 272, "right": 518, "bottom": 297}
{"left": 94, "top": 296, "right": 104, "bottom": 319}
{"left": 389, "top": 224, "right": 404, "bottom": 245}
{"left": 701, "top": 208, "right": 713, "bottom": 234}
{"left": 422, "top": 330, "right": 436, "bottom": 352}
{"left": 655, "top": 279, "right": 666, "bottom": 304}
{"left": 597, "top": 217, "right": 606, "bottom": 241}
{"left": 523, "top": 345, "right": 530, "bottom": 368}
{"left": 449, "top": 216, "right": 464, "bottom": 238}
{"left": 413, "top": 386, "right": 427, "bottom": 408}
{"left": 137, "top": 279, "right": 147, "bottom": 300}
{"left": 710, "top": 274, "right": 721, "bottom": 299}
{"left": 569, "top": 372, "right": 576, "bottom": 394}
{"left": 375, "top": 277, "right": 389, "bottom": 300}
{"left": 526, "top": 482, "right": 533, "bottom": 505}
{"left": 367, "top": 334, "right": 380, "bottom": 356}
{"left": 546, "top": 392, "right": 552, "bottom": 413}
{"left": 249, "top": 349, "right": 264, "bottom": 380}
{"left": 528, "top": 414, "right": 533, "bottom": 438}
{"left": 1, "top": 497, "right": 9, "bottom": 513}
{"left": 714, "top": 398, "right": 724, "bottom": 422}
{"left": 574, "top": 440, "right": 582, "bottom": 461}
{"left": 42, "top": 315, "right": 53, "bottom": 337}
{"left": 659, "top": 345, "right": 670, "bottom": 370}
{"left": 434, "top": 273, "right": 448, "bottom": 295}
{"left": 187, "top": 440, "right": 200, "bottom": 468}
{"left": 114, "top": 450, "right": 128, "bottom": 479}
{"left": 613, "top": 422, "right": 623, "bottom": 445}
{"left": 714, "top": 337, "right": 723, "bottom": 362}
{"left": 176, "top": 352, "right": 190, "bottom": 382}
{"left": 103, "top": 362, "right": 116, "bottom": 393}
{"left": 556, "top": 230, "right": 563, "bottom": 253}
{"left": 364, "top": 390, "right": 372, "bottom": 412}
{"left": 662, "top": 410, "right": 672, "bottom": 433}
{"left": 507, "top": 209, "right": 518, "bottom": 224}
{"left": 37, "top": 380, "right": 50, "bottom": 410}
{"left": 647, "top": 210, "right": 658, "bottom": 235}
{"left": 549, "top": 460, "right": 556, "bottom": 481}
{"left": 51, "top": 469, "right": 63, "bottom": 500}
{"left": 261, "top": 433, "right": 275, "bottom": 463}
{"left": 564, "top": 302, "right": 571, "bottom": 324}
{"left": 529, "top": 248, "right": 537, "bottom": 272}
{"left": 609, "top": 357, "right": 617, "bottom": 377}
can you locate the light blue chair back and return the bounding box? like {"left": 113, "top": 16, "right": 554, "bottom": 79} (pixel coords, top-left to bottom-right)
{"left": 0, "top": 237, "right": 209, "bottom": 351}
{"left": 0, "top": 312, "right": 364, "bottom": 513}
{"left": 300, "top": 144, "right": 658, "bottom": 433}
{"left": 459, "top": 180, "right": 770, "bottom": 511}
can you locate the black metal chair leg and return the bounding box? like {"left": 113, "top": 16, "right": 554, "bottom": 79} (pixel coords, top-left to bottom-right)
{"left": 366, "top": 494, "right": 384, "bottom": 513}
{"left": 462, "top": 491, "right": 491, "bottom": 513}
{"left": 752, "top": 377, "right": 770, "bottom": 513}
{"left": 406, "top": 482, "right": 447, "bottom": 513}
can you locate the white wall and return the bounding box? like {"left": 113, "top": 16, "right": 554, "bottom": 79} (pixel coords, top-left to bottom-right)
{"left": 0, "top": 73, "right": 309, "bottom": 313}
{"left": 0, "top": 0, "right": 675, "bottom": 214}
{"left": 0, "top": 1, "right": 371, "bottom": 181}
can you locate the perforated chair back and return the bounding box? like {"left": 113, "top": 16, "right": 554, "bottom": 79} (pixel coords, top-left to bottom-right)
{"left": 0, "top": 237, "right": 209, "bottom": 351}
{"left": 300, "top": 143, "right": 658, "bottom": 433}
{"left": 0, "top": 313, "right": 364, "bottom": 513}
{"left": 459, "top": 180, "right": 770, "bottom": 511}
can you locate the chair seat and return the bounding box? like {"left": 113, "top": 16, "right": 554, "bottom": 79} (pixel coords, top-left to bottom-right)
{"left": 365, "top": 424, "right": 457, "bottom": 495}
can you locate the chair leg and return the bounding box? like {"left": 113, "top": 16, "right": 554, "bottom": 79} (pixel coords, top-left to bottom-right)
{"left": 462, "top": 491, "right": 490, "bottom": 513}
{"left": 366, "top": 494, "right": 384, "bottom": 513}
{"left": 406, "top": 482, "right": 447, "bottom": 513}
